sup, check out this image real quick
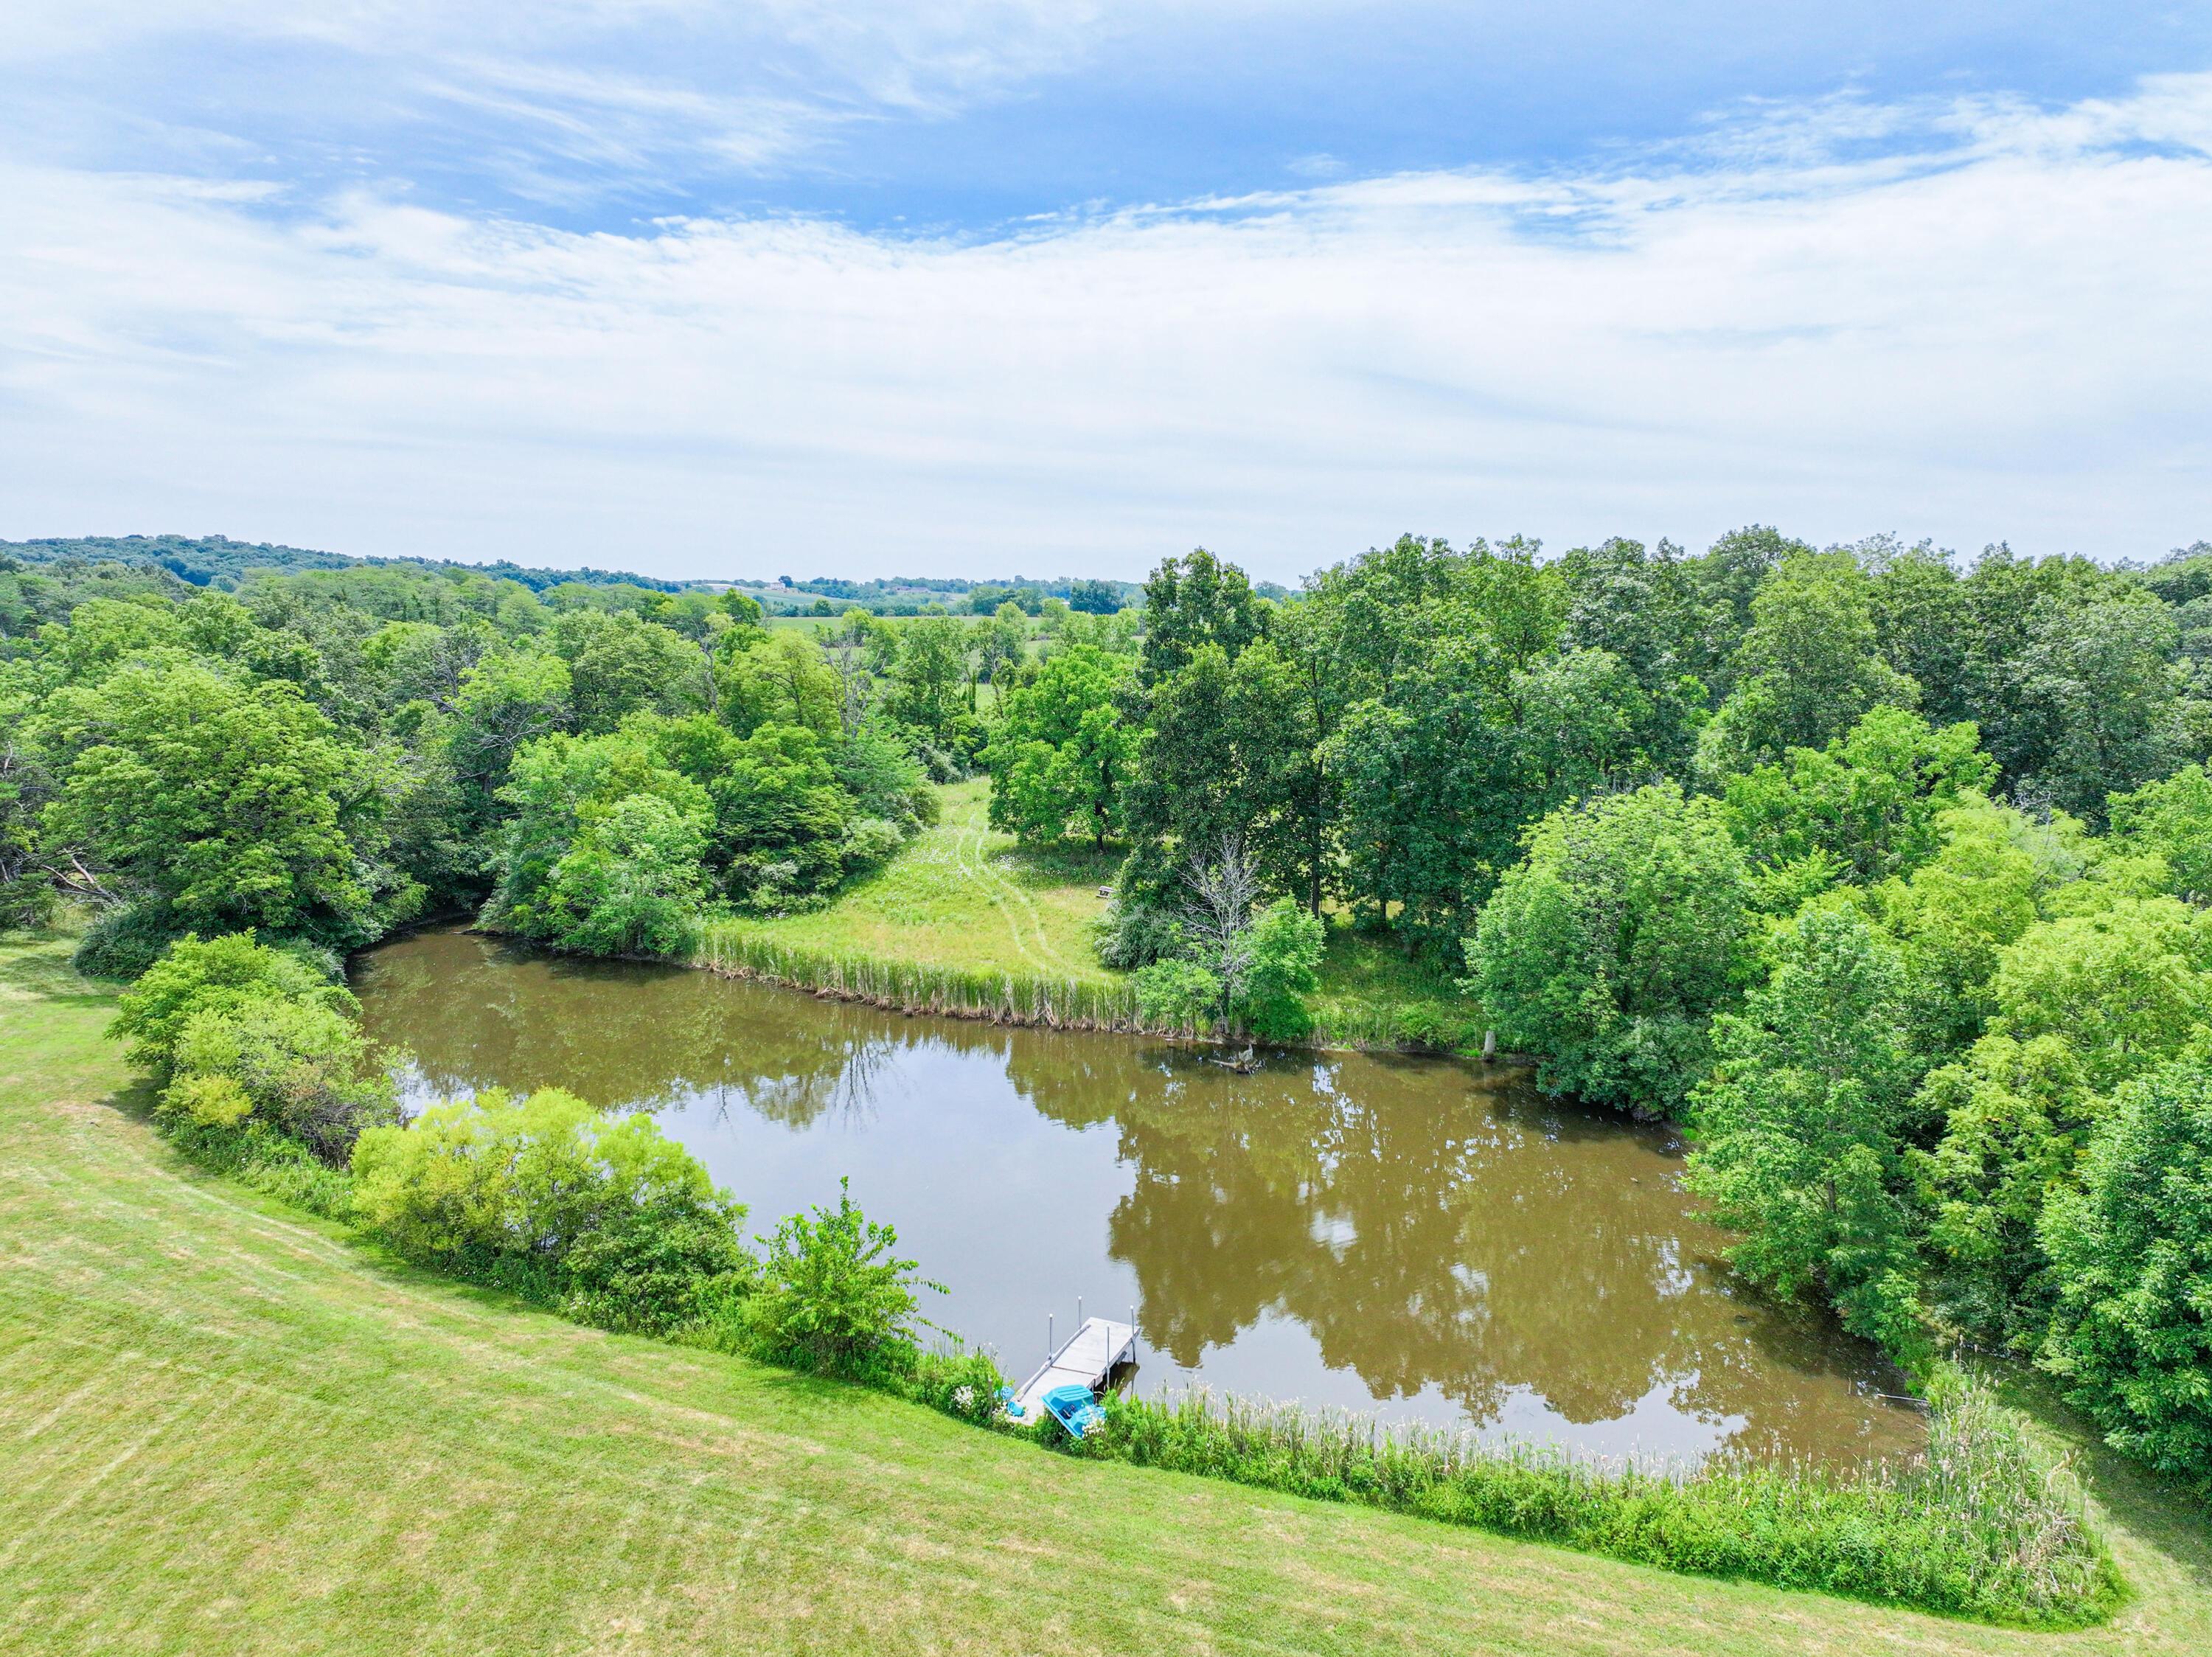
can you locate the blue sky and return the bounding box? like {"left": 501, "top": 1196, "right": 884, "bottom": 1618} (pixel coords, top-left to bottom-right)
{"left": 2, "top": 3, "right": 2208, "bottom": 580}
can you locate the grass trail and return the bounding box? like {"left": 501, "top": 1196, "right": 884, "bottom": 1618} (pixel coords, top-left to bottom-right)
{"left": 4, "top": 931, "right": 2212, "bottom": 1653}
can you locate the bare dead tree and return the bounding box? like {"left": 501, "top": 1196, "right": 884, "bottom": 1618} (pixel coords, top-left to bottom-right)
{"left": 1181, "top": 832, "right": 1261, "bottom": 1001}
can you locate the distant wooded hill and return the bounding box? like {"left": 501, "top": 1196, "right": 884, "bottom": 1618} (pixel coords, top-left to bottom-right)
{"left": 0, "top": 535, "right": 1177, "bottom": 614}
{"left": 1, "top": 535, "right": 684, "bottom": 594}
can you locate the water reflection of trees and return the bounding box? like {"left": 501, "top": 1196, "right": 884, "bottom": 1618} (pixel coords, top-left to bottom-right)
{"left": 358, "top": 933, "right": 1910, "bottom": 1456}
{"left": 1004, "top": 1041, "right": 1907, "bottom": 1453}
{"left": 354, "top": 930, "right": 908, "bottom": 1130}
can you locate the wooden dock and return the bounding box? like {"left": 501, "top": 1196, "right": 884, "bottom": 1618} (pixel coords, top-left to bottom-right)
{"left": 1006, "top": 1317, "right": 1135, "bottom": 1423}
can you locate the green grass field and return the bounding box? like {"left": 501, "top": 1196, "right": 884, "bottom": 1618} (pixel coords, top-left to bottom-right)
{"left": 5, "top": 934, "right": 2212, "bottom": 1654}
{"left": 710, "top": 779, "right": 1476, "bottom": 1045}
{"left": 713, "top": 778, "right": 1124, "bottom": 984}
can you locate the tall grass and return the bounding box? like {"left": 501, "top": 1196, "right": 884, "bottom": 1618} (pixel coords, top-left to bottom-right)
{"left": 695, "top": 919, "right": 1483, "bottom": 1052}
{"left": 1066, "top": 1371, "right": 2116, "bottom": 1626}
{"left": 695, "top": 921, "right": 1147, "bottom": 1029}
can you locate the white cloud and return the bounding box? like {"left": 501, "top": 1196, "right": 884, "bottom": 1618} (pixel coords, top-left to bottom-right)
{"left": 2, "top": 73, "right": 2209, "bottom": 579}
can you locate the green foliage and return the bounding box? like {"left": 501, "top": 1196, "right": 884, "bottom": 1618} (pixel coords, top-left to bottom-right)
{"left": 167, "top": 993, "right": 397, "bottom": 1161}
{"left": 1093, "top": 898, "right": 1186, "bottom": 970}
{"left": 42, "top": 656, "right": 413, "bottom": 950}
{"left": 886, "top": 616, "right": 975, "bottom": 754}
{"left": 984, "top": 643, "right": 1134, "bottom": 847}
{"left": 713, "top": 722, "right": 854, "bottom": 908}
{"left": 2039, "top": 1045, "right": 2212, "bottom": 1482}
{"left": 111, "top": 930, "right": 353, "bottom": 1074}
{"left": 1131, "top": 956, "right": 1222, "bottom": 1031}
{"left": 1066, "top": 577, "right": 1120, "bottom": 614}
{"left": 1922, "top": 1032, "right": 2098, "bottom": 1336}
{"left": 716, "top": 628, "right": 841, "bottom": 738}
{"left": 1466, "top": 784, "right": 1750, "bottom": 1119}
{"left": 1871, "top": 795, "right": 2091, "bottom": 1052}
{"left": 114, "top": 930, "right": 389, "bottom": 1160}
{"left": 1701, "top": 551, "right": 1916, "bottom": 771}
{"left": 490, "top": 726, "right": 714, "bottom": 951}
{"left": 2015, "top": 589, "right": 2189, "bottom": 821}
{"left": 549, "top": 608, "right": 703, "bottom": 733}
{"left": 2108, "top": 760, "right": 2212, "bottom": 903}
{"left": 1137, "top": 547, "right": 1265, "bottom": 684}
{"left": 1687, "top": 906, "right": 1925, "bottom": 1354}
{"left": 534, "top": 791, "right": 711, "bottom": 956}
{"left": 1234, "top": 897, "right": 1324, "bottom": 1041}
{"left": 1078, "top": 1370, "right": 2111, "bottom": 1626}
{"left": 445, "top": 647, "right": 573, "bottom": 833}
{"left": 350, "top": 1088, "right": 751, "bottom": 1334}
{"left": 1721, "top": 706, "right": 1996, "bottom": 900}
{"left": 1984, "top": 897, "right": 2212, "bottom": 1094}
{"left": 831, "top": 720, "right": 934, "bottom": 835}
{"left": 741, "top": 1177, "right": 940, "bottom": 1378}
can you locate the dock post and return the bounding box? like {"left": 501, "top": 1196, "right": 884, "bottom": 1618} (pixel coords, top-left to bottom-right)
{"left": 1130, "top": 1305, "right": 1138, "bottom": 1363}
{"left": 1047, "top": 1313, "right": 1053, "bottom": 1364}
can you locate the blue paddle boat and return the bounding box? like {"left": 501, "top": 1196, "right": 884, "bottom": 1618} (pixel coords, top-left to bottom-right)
{"left": 1041, "top": 1383, "right": 1107, "bottom": 1439}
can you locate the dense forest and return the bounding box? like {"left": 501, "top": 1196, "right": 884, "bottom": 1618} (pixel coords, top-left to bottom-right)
{"left": 5, "top": 527, "right": 2212, "bottom": 1491}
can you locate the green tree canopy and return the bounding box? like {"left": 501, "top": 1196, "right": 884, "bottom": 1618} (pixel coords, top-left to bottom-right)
{"left": 1138, "top": 548, "right": 1265, "bottom": 684}
{"left": 1702, "top": 551, "right": 1916, "bottom": 772}
{"left": 984, "top": 643, "right": 1134, "bottom": 847}
{"left": 2039, "top": 1046, "right": 2212, "bottom": 1480}
{"left": 1688, "top": 903, "right": 1925, "bottom": 1352}
{"left": 1464, "top": 783, "right": 1750, "bottom": 1119}
{"left": 43, "top": 657, "right": 408, "bottom": 948}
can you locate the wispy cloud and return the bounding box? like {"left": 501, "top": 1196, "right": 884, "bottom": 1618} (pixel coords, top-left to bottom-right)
{"left": 1, "top": 73, "right": 2208, "bottom": 577}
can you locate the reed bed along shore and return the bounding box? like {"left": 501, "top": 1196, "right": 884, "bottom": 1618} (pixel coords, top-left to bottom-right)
{"left": 1064, "top": 1376, "right": 2118, "bottom": 1627}
{"left": 692, "top": 920, "right": 1470, "bottom": 1052}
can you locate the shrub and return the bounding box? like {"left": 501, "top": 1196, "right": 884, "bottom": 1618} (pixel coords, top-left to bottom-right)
{"left": 1233, "top": 897, "right": 1324, "bottom": 1041}
{"left": 74, "top": 899, "right": 190, "bottom": 980}
{"left": 1, "top": 872, "right": 58, "bottom": 931}
{"left": 111, "top": 931, "right": 352, "bottom": 1074}
{"left": 839, "top": 815, "right": 904, "bottom": 873}
{"left": 742, "top": 1177, "right": 941, "bottom": 1378}
{"left": 168, "top": 994, "right": 397, "bottom": 1162}
{"left": 350, "top": 1088, "right": 751, "bottom": 1334}
{"left": 1131, "top": 958, "right": 1221, "bottom": 1032}
{"left": 534, "top": 791, "right": 709, "bottom": 956}
{"left": 905, "top": 1343, "right": 1013, "bottom": 1427}
{"left": 2039, "top": 1045, "right": 2212, "bottom": 1482}
{"left": 1093, "top": 901, "right": 1185, "bottom": 970}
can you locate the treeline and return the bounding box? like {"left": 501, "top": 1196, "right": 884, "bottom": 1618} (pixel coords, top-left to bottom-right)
{"left": 4, "top": 535, "right": 684, "bottom": 594}
{"left": 978, "top": 529, "right": 2212, "bottom": 1490}
{"left": 750, "top": 573, "right": 1147, "bottom": 616}
{"left": 0, "top": 552, "right": 1132, "bottom": 968}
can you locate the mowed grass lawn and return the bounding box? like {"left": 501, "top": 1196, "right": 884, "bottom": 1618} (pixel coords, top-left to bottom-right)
{"left": 5, "top": 935, "right": 2212, "bottom": 1655}
{"left": 718, "top": 778, "right": 1123, "bottom": 984}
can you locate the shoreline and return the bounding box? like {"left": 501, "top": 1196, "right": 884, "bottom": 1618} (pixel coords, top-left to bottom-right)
{"left": 688, "top": 919, "right": 1501, "bottom": 1057}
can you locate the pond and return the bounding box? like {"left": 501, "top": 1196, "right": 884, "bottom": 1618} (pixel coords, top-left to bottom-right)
{"left": 355, "top": 928, "right": 1924, "bottom": 1467}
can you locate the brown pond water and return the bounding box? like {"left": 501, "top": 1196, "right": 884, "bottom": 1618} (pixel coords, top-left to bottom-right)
{"left": 355, "top": 928, "right": 1925, "bottom": 1467}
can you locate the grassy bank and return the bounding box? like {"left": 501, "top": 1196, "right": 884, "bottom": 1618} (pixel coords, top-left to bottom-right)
{"left": 5, "top": 932, "right": 2212, "bottom": 1653}
{"left": 700, "top": 779, "right": 1480, "bottom": 1049}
